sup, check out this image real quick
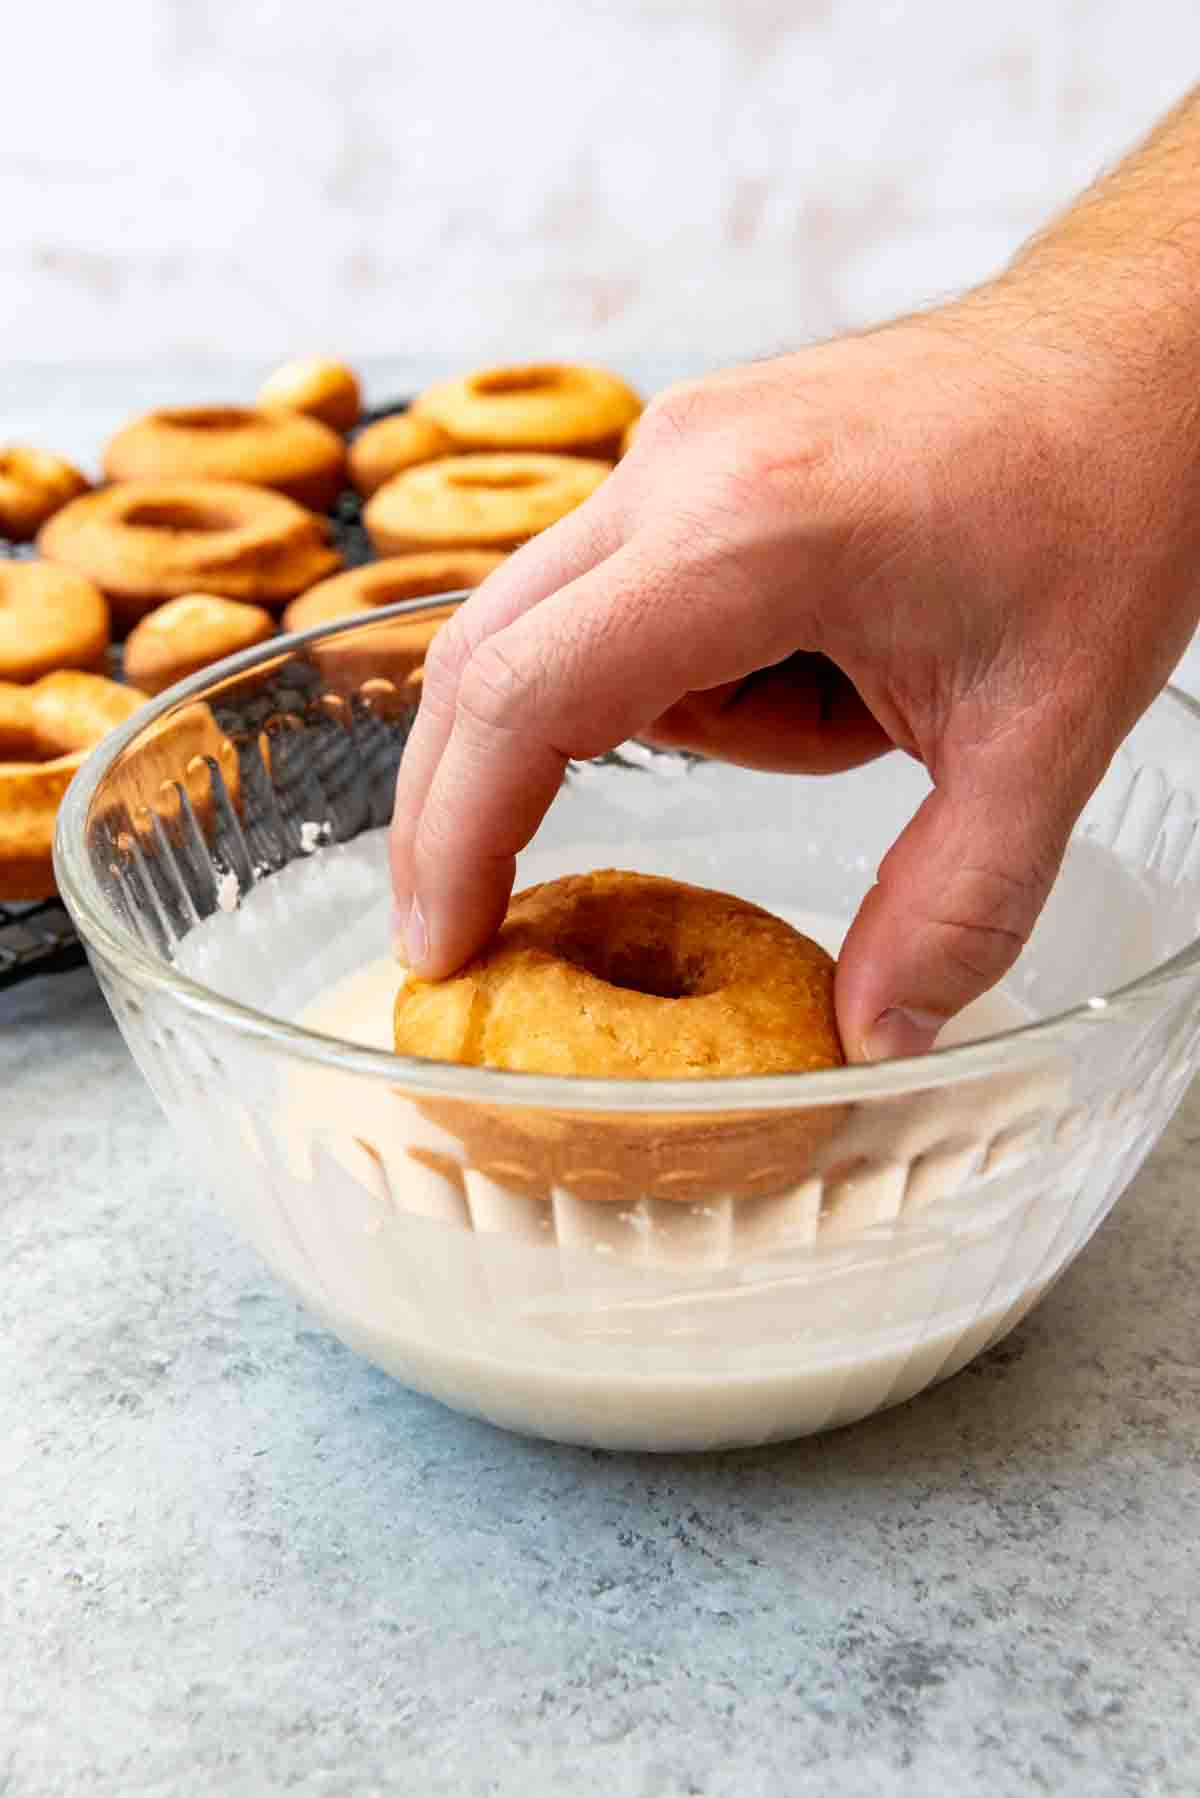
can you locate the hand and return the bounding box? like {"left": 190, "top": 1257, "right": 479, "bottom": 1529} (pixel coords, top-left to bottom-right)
{"left": 389, "top": 301, "right": 1200, "bottom": 1060}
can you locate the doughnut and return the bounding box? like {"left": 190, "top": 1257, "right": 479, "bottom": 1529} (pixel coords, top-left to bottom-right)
{"left": 392, "top": 871, "right": 845, "bottom": 1203}
{"left": 413, "top": 363, "right": 642, "bottom": 458}
{"left": 0, "top": 562, "right": 110, "bottom": 683}
{"left": 0, "top": 671, "right": 146, "bottom": 899}
{"left": 38, "top": 479, "right": 341, "bottom": 629}
{"left": 102, "top": 406, "right": 345, "bottom": 511}
{"left": 282, "top": 551, "right": 505, "bottom": 632}
{"left": 347, "top": 413, "right": 455, "bottom": 496}
{"left": 0, "top": 445, "right": 89, "bottom": 541}
{"left": 618, "top": 416, "right": 640, "bottom": 457}
{"left": 257, "top": 357, "right": 361, "bottom": 434}
{"left": 124, "top": 593, "right": 275, "bottom": 696}
{"left": 365, "top": 453, "right": 610, "bottom": 554}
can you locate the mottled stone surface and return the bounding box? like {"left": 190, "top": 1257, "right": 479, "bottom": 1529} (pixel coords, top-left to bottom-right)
{"left": 3, "top": 1, "right": 1199, "bottom": 361}
{"left": 3, "top": 968, "right": 1199, "bottom": 1797}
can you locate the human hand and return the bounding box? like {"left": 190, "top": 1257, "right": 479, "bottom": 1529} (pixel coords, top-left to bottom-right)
{"left": 389, "top": 302, "right": 1200, "bottom": 1060}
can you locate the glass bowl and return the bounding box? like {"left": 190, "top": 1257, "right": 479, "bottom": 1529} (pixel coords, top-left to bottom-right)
{"left": 55, "top": 600, "right": 1200, "bottom": 1451}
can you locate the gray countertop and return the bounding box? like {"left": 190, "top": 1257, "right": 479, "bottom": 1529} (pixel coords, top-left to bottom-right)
{"left": 3, "top": 363, "right": 1199, "bottom": 1796}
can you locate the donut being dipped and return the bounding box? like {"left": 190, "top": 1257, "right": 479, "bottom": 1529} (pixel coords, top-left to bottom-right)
{"left": 0, "top": 446, "right": 90, "bottom": 542}
{"left": 392, "top": 870, "right": 845, "bottom": 1203}
{"left": 413, "top": 363, "right": 641, "bottom": 459}
{"left": 102, "top": 406, "right": 345, "bottom": 511}
{"left": 0, "top": 562, "right": 109, "bottom": 683}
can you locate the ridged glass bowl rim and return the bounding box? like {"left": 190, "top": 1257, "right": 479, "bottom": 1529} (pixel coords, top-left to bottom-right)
{"left": 55, "top": 595, "right": 1200, "bottom": 1112}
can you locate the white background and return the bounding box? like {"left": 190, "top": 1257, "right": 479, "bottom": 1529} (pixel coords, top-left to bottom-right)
{"left": 3, "top": 0, "right": 1199, "bottom": 364}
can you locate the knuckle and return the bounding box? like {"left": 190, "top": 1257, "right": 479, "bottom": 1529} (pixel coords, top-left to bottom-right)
{"left": 457, "top": 636, "right": 530, "bottom": 737}
{"left": 638, "top": 379, "right": 709, "bottom": 448}
{"left": 932, "top": 863, "right": 1046, "bottom": 982}
{"left": 422, "top": 613, "right": 472, "bottom": 692}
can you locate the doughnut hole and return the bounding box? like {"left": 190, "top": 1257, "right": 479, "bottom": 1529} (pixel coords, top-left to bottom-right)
{"left": 157, "top": 407, "right": 257, "bottom": 433}
{"left": 470, "top": 366, "right": 564, "bottom": 396}
{"left": 444, "top": 467, "right": 543, "bottom": 491}
{"left": 122, "top": 498, "right": 238, "bottom": 534}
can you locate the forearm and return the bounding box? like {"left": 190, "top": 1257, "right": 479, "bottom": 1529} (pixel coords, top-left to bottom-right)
{"left": 974, "top": 84, "right": 1200, "bottom": 387}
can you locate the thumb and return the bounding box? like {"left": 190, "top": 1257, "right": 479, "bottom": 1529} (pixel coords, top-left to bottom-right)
{"left": 835, "top": 745, "right": 1084, "bottom": 1062}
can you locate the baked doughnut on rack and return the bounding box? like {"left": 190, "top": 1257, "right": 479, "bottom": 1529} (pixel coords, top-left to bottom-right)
{"left": 0, "top": 445, "right": 89, "bottom": 542}
{"left": 347, "top": 414, "right": 455, "bottom": 497}
{"left": 38, "top": 479, "right": 341, "bottom": 628}
{"left": 364, "top": 453, "right": 611, "bottom": 553}
{"left": 102, "top": 406, "right": 345, "bottom": 511}
{"left": 0, "top": 562, "right": 109, "bottom": 683}
{"left": 282, "top": 550, "right": 505, "bottom": 631}
{"left": 123, "top": 593, "right": 275, "bottom": 696}
{"left": 413, "top": 363, "right": 641, "bottom": 459}
{"left": 256, "top": 357, "right": 362, "bottom": 434}
{"left": 0, "top": 671, "right": 146, "bottom": 899}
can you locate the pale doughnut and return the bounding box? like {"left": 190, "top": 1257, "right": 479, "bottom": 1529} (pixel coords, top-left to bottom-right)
{"left": 347, "top": 414, "right": 455, "bottom": 496}
{"left": 0, "top": 446, "right": 90, "bottom": 542}
{"left": 257, "top": 357, "right": 362, "bottom": 434}
{"left": 282, "top": 551, "right": 505, "bottom": 632}
{"left": 102, "top": 406, "right": 345, "bottom": 511}
{"left": 364, "top": 453, "right": 610, "bottom": 553}
{"left": 123, "top": 594, "right": 275, "bottom": 696}
{"left": 414, "top": 363, "right": 641, "bottom": 458}
{"left": 0, "top": 562, "right": 109, "bottom": 683}
{"left": 0, "top": 671, "right": 146, "bottom": 899}
{"left": 38, "top": 480, "right": 341, "bottom": 628}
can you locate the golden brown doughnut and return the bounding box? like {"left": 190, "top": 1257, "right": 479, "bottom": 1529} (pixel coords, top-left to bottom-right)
{"left": 618, "top": 416, "right": 640, "bottom": 457}
{"left": 393, "top": 871, "right": 845, "bottom": 1203}
{"left": 102, "top": 406, "right": 345, "bottom": 511}
{"left": 347, "top": 413, "right": 455, "bottom": 496}
{"left": 38, "top": 480, "right": 341, "bottom": 629}
{"left": 414, "top": 363, "right": 642, "bottom": 458}
{"left": 365, "top": 453, "right": 610, "bottom": 554}
{"left": 0, "top": 561, "right": 110, "bottom": 683}
{"left": 257, "top": 357, "right": 362, "bottom": 434}
{"left": 0, "top": 671, "right": 146, "bottom": 898}
{"left": 282, "top": 551, "right": 505, "bottom": 632}
{"left": 123, "top": 594, "right": 275, "bottom": 696}
{"left": 0, "top": 446, "right": 90, "bottom": 541}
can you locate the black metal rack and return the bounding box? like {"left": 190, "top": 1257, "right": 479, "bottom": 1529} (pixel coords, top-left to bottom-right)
{"left": 0, "top": 396, "right": 411, "bottom": 992}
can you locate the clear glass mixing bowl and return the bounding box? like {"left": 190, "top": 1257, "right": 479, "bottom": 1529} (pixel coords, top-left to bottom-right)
{"left": 55, "top": 600, "right": 1200, "bottom": 1450}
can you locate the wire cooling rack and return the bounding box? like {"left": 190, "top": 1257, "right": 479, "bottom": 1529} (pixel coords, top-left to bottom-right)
{"left": 0, "top": 396, "right": 411, "bottom": 993}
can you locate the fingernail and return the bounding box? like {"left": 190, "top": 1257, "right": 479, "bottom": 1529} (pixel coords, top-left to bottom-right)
{"left": 405, "top": 896, "right": 429, "bottom": 972}
{"left": 864, "top": 1007, "right": 946, "bottom": 1062}
{"left": 390, "top": 901, "right": 409, "bottom": 962}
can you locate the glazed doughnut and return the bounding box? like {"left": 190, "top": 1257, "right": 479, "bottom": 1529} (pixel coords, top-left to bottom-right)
{"left": 0, "top": 445, "right": 89, "bottom": 541}
{"left": 257, "top": 357, "right": 361, "bottom": 434}
{"left": 0, "top": 562, "right": 109, "bottom": 683}
{"left": 102, "top": 406, "right": 345, "bottom": 511}
{"left": 618, "top": 416, "right": 640, "bottom": 458}
{"left": 0, "top": 671, "right": 145, "bottom": 899}
{"left": 347, "top": 413, "right": 455, "bottom": 496}
{"left": 365, "top": 453, "right": 610, "bottom": 554}
{"left": 124, "top": 594, "right": 275, "bottom": 696}
{"left": 38, "top": 480, "right": 341, "bottom": 629}
{"left": 282, "top": 551, "right": 505, "bottom": 632}
{"left": 414, "top": 363, "right": 641, "bottom": 458}
{"left": 393, "top": 871, "right": 845, "bottom": 1203}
